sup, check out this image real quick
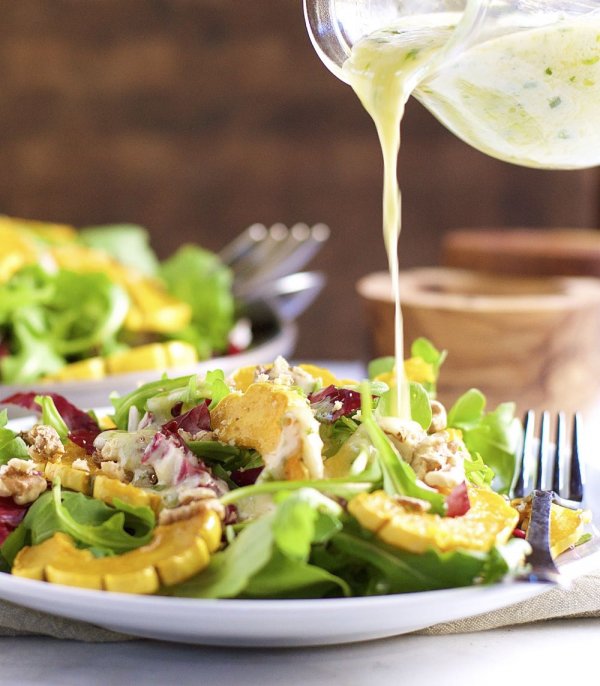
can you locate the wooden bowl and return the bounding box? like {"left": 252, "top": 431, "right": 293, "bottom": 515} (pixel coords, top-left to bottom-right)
{"left": 441, "top": 228, "right": 600, "bottom": 277}
{"left": 357, "top": 267, "right": 600, "bottom": 417}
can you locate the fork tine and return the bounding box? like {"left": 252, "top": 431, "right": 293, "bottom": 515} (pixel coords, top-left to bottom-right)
{"left": 569, "top": 412, "right": 584, "bottom": 502}
{"left": 219, "top": 223, "right": 268, "bottom": 267}
{"left": 535, "top": 410, "right": 550, "bottom": 490}
{"left": 515, "top": 410, "right": 585, "bottom": 586}
{"left": 514, "top": 409, "right": 534, "bottom": 498}
{"left": 552, "top": 411, "right": 565, "bottom": 495}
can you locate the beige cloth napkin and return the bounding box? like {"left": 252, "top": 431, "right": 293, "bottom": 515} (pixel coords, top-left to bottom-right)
{"left": 1, "top": 570, "right": 600, "bottom": 642}
{"left": 416, "top": 569, "right": 600, "bottom": 634}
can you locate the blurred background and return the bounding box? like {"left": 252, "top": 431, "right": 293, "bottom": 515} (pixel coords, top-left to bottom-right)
{"left": 1, "top": 0, "right": 599, "bottom": 361}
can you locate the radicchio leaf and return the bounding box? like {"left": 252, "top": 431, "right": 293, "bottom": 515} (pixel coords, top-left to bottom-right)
{"left": 445, "top": 482, "right": 471, "bottom": 518}
{"left": 0, "top": 497, "right": 27, "bottom": 545}
{"left": 68, "top": 429, "right": 101, "bottom": 454}
{"left": 162, "top": 402, "right": 211, "bottom": 436}
{"left": 230, "top": 466, "right": 264, "bottom": 487}
{"left": 1, "top": 392, "right": 100, "bottom": 433}
{"left": 2, "top": 392, "right": 102, "bottom": 455}
{"left": 308, "top": 385, "right": 362, "bottom": 423}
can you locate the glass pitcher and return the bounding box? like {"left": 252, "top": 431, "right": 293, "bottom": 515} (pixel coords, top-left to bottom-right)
{"left": 304, "top": 0, "right": 600, "bottom": 169}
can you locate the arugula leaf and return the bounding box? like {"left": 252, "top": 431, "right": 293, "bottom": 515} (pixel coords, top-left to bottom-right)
{"left": 409, "top": 382, "right": 432, "bottom": 430}
{"left": 49, "top": 271, "right": 129, "bottom": 357}
{"left": 1, "top": 481, "right": 155, "bottom": 564}
{"left": 464, "top": 452, "right": 495, "bottom": 487}
{"left": 411, "top": 338, "right": 447, "bottom": 376}
{"left": 0, "top": 410, "right": 29, "bottom": 465}
{"left": 320, "top": 528, "right": 508, "bottom": 594}
{"left": 111, "top": 374, "right": 199, "bottom": 429}
{"left": 168, "top": 489, "right": 348, "bottom": 599}
{"left": 203, "top": 370, "right": 230, "bottom": 409}
{"left": 360, "top": 384, "right": 445, "bottom": 514}
{"left": 368, "top": 356, "right": 395, "bottom": 380}
{"left": 448, "top": 390, "right": 521, "bottom": 494}
{"left": 160, "top": 245, "right": 235, "bottom": 355}
{"left": 187, "top": 441, "right": 261, "bottom": 474}
{"left": 319, "top": 416, "right": 359, "bottom": 458}
{"left": 0, "top": 306, "right": 64, "bottom": 383}
{"left": 220, "top": 477, "right": 373, "bottom": 506}
{"left": 34, "top": 396, "right": 69, "bottom": 442}
{"left": 242, "top": 549, "right": 348, "bottom": 599}
{"left": 447, "top": 388, "right": 486, "bottom": 431}
{"left": 0, "top": 266, "right": 129, "bottom": 384}
{"left": 113, "top": 368, "right": 232, "bottom": 430}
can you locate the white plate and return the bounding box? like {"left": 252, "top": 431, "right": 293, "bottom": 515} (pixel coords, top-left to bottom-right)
{"left": 0, "top": 414, "right": 598, "bottom": 647}
{"left": 0, "top": 538, "right": 598, "bottom": 647}
{"left": 0, "top": 322, "right": 297, "bottom": 413}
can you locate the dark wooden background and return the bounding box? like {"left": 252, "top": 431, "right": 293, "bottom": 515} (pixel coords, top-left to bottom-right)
{"left": 1, "top": 0, "right": 599, "bottom": 360}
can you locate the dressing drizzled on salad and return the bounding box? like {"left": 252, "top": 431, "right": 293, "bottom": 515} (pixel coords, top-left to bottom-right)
{"left": 0, "top": 351, "right": 590, "bottom": 597}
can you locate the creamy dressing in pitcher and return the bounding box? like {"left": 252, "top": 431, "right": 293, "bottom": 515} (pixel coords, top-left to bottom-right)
{"left": 343, "top": 14, "right": 600, "bottom": 417}
{"left": 423, "top": 17, "right": 600, "bottom": 168}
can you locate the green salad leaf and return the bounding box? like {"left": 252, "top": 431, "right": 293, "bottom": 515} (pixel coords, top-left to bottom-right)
{"left": 315, "top": 525, "right": 513, "bottom": 595}
{"left": 367, "top": 339, "right": 446, "bottom": 399}
{"left": 112, "top": 370, "right": 233, "bottom": 429}
{"left": 79, "top": 224, "right": 160, "bottom": 276}
{"left": 409, "top": 381, "right": 432, "bottom": 430}
{"left": 360, "top": 384, "right": 445, "bottom": 514}
{"left": 0, "top": 266, "right": 129, "bottom": 384}
{"left": 410, "top": 337, "right": 447, "bottom": 395}
{"left": 168, "top": 489, "right": 349, "bottom": 599}
{"left": 34, "top": 396, "right": 69, "bottom": 442}
{"left": 48, "top": 271, "right": 129, "bottom": 357}
{"left": 160, "top": 245, "right": 235, "bottom": 356}
{"left": 464, "top": 452, "right": 495, "bottom": 488}
{"left": 0, "top": 410, "right": 29, "bottom": 466}
{"left": 111, "top": 374, "right": 200, "bottom": 429}
{"left": 448, "top": 389, "right": 521, "bottom": 494}
{"left": 368, "top": 356, "right": 395, "bottom": 380}
{"left": 1, "top": 481, "right": 155, "bottom": 565}
{"left": 319, "top": 416, "right": 359, "bottom": 458}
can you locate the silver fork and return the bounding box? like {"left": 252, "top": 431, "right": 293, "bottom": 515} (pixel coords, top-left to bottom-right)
{"left": 513, "top": 410, "right": 585, "bottom": 585}
{"left": 219, "top": 222, "right": 330, "bottom": 298}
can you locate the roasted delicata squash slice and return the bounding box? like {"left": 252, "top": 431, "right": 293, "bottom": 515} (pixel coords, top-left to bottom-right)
{"left": 297, "top": 363, "right": 357, "bottom": 388}
{"left": 13, "top": 510, "right": 221, "bottom": 594}
{"left": 374, "top": 357, "right": 436, "bottom": 389}
{"left": 550, "top": 503, "right": 592, "bottom": 557}
{"left": 43, "top": 340, "right": 198, "bottom": 380}
{"left": 44, "top": 462, "right": 92, "bottom": 495}
{"left": 35, "top": 439, "right": 163, "bottom": 514}
{"left": 43, "top": 356, "right": 107, "bottom": 382}
{"left": 349, "top": 486, "right": 519, "bottom": 554}
{"left": 0, "top": 222, "right": 42, "bottom": 283}
{"left": 93, "top": 475, "right": 162, "bottom": 515}
{"left": 33, "top": 442, "right": 96, "bottom": 495}
{"left": 210, "top": 382, "right": 324, "bottom": 480}
{"left": 230, "top": 362, "right": 356, "bottom": 393}
{"left": 549, "top": 503, "right": 591, "bottom": 557}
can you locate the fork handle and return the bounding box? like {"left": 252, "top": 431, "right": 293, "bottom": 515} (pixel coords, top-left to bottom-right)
{"left": 525, "top": 489, "right": 562, "bottom": 584}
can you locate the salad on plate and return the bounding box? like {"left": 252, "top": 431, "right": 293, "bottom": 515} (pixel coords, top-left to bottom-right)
{"left": 0, "top": 216, "right": 240, "bottom": 385}
{"left": 0, "top": 340, "right": 591, "bottom": 598}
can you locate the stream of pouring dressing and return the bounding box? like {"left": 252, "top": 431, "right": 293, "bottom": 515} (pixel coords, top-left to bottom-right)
{"left": 343, "top": 14, "right": 600, "bottom": 417}
{"left": 343, "top": 23, "right": 452, "bottom": 418}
